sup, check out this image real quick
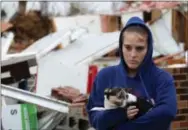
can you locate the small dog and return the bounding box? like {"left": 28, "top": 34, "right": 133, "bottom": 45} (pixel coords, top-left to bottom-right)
{"left": 91, "top": 87, "right": 154, "bottom": 119}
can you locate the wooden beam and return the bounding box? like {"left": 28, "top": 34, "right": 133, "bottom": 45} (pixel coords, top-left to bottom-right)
{"left": 184, "top": 12, "right": 188, "bottom": 50}
{"left": 154, "top": 51, "right": 184, "bottom": 64}
{"left": 100, "top": 15, "right": 120, "bottom": 33}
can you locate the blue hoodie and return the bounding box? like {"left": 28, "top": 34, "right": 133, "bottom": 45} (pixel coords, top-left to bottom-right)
{"left": 86, "top": 17, "right": 177, "bottom": 130}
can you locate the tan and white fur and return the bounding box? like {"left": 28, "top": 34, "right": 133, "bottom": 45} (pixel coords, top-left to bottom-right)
{"left": 90, "top": 88, "right": 137, "bottom": 111}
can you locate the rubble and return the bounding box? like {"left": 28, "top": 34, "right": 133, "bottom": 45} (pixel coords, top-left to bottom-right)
{"left": 1, "top": 22, "right": 13, "bottom": 33}
{"left": 7, "top": 11, "right": 55, "bottom": 53}
{"left": 51, "top": 86, "right": 88, "bottom": 104}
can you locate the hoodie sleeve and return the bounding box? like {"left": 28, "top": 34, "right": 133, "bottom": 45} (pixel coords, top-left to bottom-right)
{"left": 86, "top": 72, "right": 128, "bottom": 130}
{"left": 128, "top": 72, "right": 177, "bottom": 130}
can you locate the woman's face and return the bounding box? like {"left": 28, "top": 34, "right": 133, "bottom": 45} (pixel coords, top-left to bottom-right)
{"left": 122, "top": 31, "right": 148, "bottom": 70}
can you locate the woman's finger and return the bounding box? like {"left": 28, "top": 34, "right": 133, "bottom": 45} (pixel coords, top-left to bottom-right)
{"left": 127, "top": 108, "right": 139, "bottom": 115}
{"left": 127, "top": 109, "right": 139, "bottom": 119}
{"left": 129, "top": 112, "right": 138, "bottom": 117}
{"left": 127, "top": 106, "right": 136, "bottom": 110}
{"left": 128, "top": 112, "right": 138, "bottom": 119}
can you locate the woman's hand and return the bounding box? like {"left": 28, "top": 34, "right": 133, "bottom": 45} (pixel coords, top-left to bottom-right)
{"left": 127, "top": 106, "right": 139, "bottom": 120}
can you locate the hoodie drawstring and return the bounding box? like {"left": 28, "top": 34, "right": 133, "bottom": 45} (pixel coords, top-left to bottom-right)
{"left": 139, "top": 74, "right": 154, "bottom": 105}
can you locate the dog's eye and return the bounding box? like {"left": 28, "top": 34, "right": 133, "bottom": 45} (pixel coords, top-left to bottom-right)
{"left": 126, "top": 94, "right": 129, "bottom": 99}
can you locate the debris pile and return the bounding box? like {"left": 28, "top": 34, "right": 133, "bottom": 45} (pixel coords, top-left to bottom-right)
{"left": 7, "top": 11, "right": 55, "bottom": 53}
{"left": 51, "top": 86, "right": 88, "bottom": 104}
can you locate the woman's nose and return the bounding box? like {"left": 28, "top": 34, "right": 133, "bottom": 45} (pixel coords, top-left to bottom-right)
{"left": 130, "top": 49, "right": 137, "bottom": 57}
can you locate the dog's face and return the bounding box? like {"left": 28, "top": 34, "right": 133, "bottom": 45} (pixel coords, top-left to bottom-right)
{"left": 104, "top": 88, "right": 129, "bottom": 107}
{"left": 104, "top": 87, "right": 137, "bottom": 108}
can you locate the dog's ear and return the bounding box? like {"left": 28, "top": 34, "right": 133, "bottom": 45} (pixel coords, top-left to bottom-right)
{"left": 123, "top": 88, "right": 132, "bottom": 93}
{"left": 104, "top": 88, "right": 112, "bottom": 95}
{"left": 104, "top": 88, "right": 109, "bottom": 95}
{"left": 104, "top": 88, "right": 113, "bottom": 100}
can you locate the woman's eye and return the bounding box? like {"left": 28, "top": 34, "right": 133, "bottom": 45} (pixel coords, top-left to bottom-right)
{"left": 136, "top": 47, "right": 145, "bottom": 52}
{"left": 124, "top": 45, "right": 131, "bottom": 51}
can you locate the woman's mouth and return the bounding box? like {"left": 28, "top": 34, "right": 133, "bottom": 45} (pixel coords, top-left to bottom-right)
{"left": 129, "top": 60, "right": 138, "bottom": 64}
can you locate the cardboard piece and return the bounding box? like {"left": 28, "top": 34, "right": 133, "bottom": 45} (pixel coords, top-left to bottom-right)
{"left": 2, "top": 104, "right": 38, "bottom": 130}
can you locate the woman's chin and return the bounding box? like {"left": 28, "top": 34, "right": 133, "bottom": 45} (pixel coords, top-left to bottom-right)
{"left": 127, "top": 64, "right": 139, "bottom": 70}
